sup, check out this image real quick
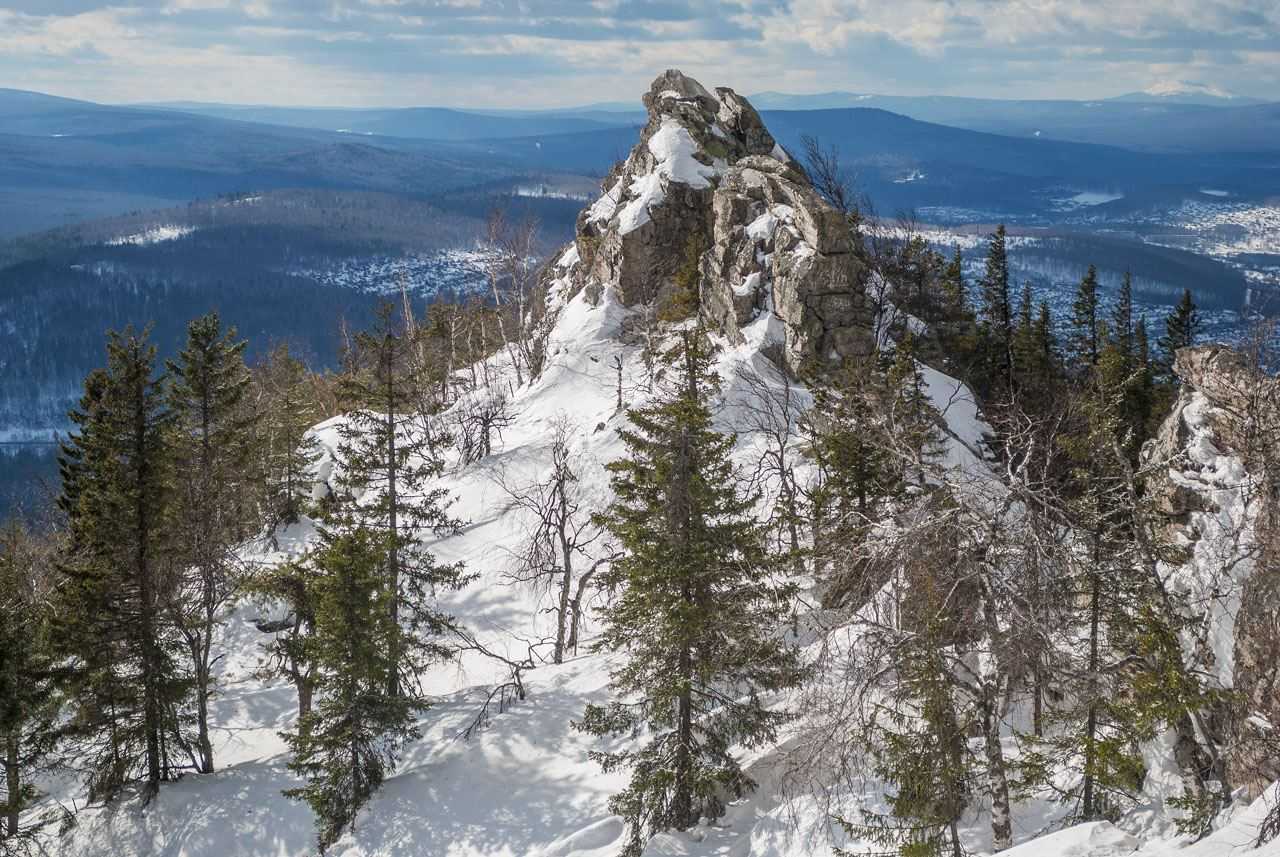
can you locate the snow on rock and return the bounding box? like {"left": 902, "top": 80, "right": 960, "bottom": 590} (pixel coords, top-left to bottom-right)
{"left": 647, "top": 118, "right": 724, "bottom": 190}
{"left": 586, "top": 180, "right": 622, "bottom": 225}
{"left": 1142, "top": 344, "right": 1280, "bottom": 804}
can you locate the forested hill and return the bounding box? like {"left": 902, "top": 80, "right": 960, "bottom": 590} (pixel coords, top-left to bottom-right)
{"left": 2, "top": 70, "right": 1278, "bottom": 857}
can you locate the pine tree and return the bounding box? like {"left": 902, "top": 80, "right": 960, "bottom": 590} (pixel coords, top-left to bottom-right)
{"left": 578, "top": 330, "right": 804, "bottom": 857}
{"left": 0, "top": 519, "right": 59, "bottom": 843}
{"left": 977, "top": 225, "right": 1013, "bottom": 396}
{"left": 1070, "top": 265, "right": 1102, "bottom": 371}
{"left": 282, "top": 527, "right": 422, "bottom": 853}
{"left": 334, "top": 303, "right": 464, "bottom": 698}
{"left": 166, "top": 312, "right": 254, "bottom": 774}
{"left": 53, "top": 327, "right": 189, "bottom": 803}
{"left": 1158, "top": 289, "right": 1201, "bottom": 378}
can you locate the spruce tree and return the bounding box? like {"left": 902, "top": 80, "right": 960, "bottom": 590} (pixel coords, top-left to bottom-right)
{"left": 254, "top": 344, "right": 323, "bottom": 532}
{"left": 281, "top": 308, "right": 470, "bottom": 849}
{"left": 838, "top": 617, "right": 972, "bottom": 857}
{"left": 805, "top": 356, "right": 899, "bottom": 605}
{"left": 1158, "top": 289, "right": 1201, "bottom": 377}
{"left": 1070, "top": 265, "right": 1102, "bottom": 371}
{"left": 334, "top": 303, "right": 463, "bottom": 698}
{"left": 1011, "top": 283, "right": 1037, "bottom": 386}
{"left": 578, "top": 330, "right": 804, "bottom": 857}
{"left": 166, "top": 312, "right": 254, "bottom": 774}
{"left": 53, "top": 327, "right": 189, "bottom": 802}
{"left": 282, "top": 527, "right": 422, "bottom": 853}
{"left": 888, "top": 333, "right": 947, "bottom": 487}
{"left": 0, "top": 518, "right": 59, "bottom": 843}
{"left": 936, "top": 247, "right": 979, "bottom": 371}
{"left": 977, "top": 225, "right": 1013, "bottom": 395}
{"left": 1110, "top": 272, "right": 1134, "bottom": 370}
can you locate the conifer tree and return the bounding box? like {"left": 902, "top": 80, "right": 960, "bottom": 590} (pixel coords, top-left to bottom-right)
{"left": 1019, "top": 378, "right": 1219, "bottom": 822}
{"left": 282, "top": 527, "right": 422, "bottom": 853}
{"left": 255, "top": 344, "right": 323, "bottom": 532}
{"left": 1011, "top": 283, "right": 1037, "bottom": 385}
{"left": 280, "top": 308, "right": 470, "bottom": 849}
{"left": 1070, "top": 265, "right": 1102, "bottom": 371}
{"left": 804, "top": 356, "right": 899, "bottom": 604}
{"left": 888, "top": 332, "right": 947, "bottom": 487}
{"left": 0, "top": 518, "right": 59, "bottom": 844}
{"left": 977, "top": 225, "right": 1013, "bottom": 395}
{"left": 166, "top": 313, "right": 254, "bottom": 774}
{"left": 838, "top": 614, "right": 972, "bottom": 857}
{"left": 578, "top": 329, "right": 804, "bottom": 857}
{"left": 1110, "top": 272, "right": 1135, "bottom": 369}
{"left": 1035, "top": 301, "right": 1055, "bottom": 366}
{"left": 1158, "top": 289, "right": 1201, "bottom": 377}
{"left": 936, "top": 247, "right": 979, "bottom": 373}
{"left": 53, "top": 327, "right": 189, "bottom": 802}
{"left": 334, "top": 303, "right": 463, "bottom": 697}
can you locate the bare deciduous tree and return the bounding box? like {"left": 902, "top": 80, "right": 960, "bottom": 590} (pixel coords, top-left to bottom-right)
{"left": 492, "top": 415, "right": 615, "bottom": 662}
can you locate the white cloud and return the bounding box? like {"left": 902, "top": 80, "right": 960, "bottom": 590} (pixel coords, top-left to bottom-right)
{"left": 0, "top": 0, "right": 1276, "bottom": 105}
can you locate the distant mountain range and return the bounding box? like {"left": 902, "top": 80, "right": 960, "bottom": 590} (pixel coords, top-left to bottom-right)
{"left": 4, "top": 84, "right": 1280, "bottom": 241}
{"left": 134, "top": 101, "right": 639, "bottom": 140}
{"left": 129, "top": 86, "right": 1280, "bottom": 155}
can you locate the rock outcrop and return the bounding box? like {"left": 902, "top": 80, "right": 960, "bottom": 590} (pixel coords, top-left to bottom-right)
{"left": 1144, "top": 345, "right": 1280, "bottom": 798}
{"left": 549, "top": 69, "right": 870, "bottom": 374}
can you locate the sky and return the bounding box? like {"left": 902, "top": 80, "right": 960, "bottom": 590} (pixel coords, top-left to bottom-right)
{"left": 1, "top": 0, "right": 1278, "bottom": 108}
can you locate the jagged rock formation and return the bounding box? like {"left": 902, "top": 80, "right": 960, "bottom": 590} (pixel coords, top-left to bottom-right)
{"left": 1145, "top": 345, "right": 1280, "bottom": 798}
{"left": 551, "top": 69, "right": 870, "bottom": 375}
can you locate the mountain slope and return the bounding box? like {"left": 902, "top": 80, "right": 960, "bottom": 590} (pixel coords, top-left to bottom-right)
{"left": 27, "top": 70, "right": 1280, "bottom": 857}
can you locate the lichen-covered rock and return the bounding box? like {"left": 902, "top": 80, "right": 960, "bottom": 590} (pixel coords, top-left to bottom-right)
{"left": 546, "top": 69, "right": 871, "bottom": 375}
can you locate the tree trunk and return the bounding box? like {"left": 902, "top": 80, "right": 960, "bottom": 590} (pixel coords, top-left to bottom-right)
{"left": 194, "top": 647, "right": 215, "bottom": 774}
{"left": 136, "top": 394, "right": 163, "bottom": 799}
{"left": 385, "top": 366, "right": 401, "bottom": 699}
{"left": 674, "top": 636, "right": 694, "bottom": 830}
{"left": 5, "top": 729, "right": 19, "bottom": 838}
{"left": 981, "top": 689, "right": 1013, "bottom": 852}
{"left": 297, "top": 676, "right": 314, "bottom": 737}
{"left": 553, "top": 483, "right": 573, "bottom": 664}
{"left": 1082, "top": 568, "right": 1101, "bottom": 819}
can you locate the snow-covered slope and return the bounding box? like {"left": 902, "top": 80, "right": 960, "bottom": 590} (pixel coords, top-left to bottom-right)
{"left": 38, "top": 246, "right": 1010, "bottom": 857}
{"left": 35, "top": 76, "right": 1280, "bottom": 857}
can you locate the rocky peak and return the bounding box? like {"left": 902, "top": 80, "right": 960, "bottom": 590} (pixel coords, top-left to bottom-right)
{"left": 551, "top": 69, "right": 870, "bottom": 375}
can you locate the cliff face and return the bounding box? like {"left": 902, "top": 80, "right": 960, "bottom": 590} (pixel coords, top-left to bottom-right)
{"left": 552, "top": 69, "right": 871, "bottom": 375}
{"left": 1146, "top": 345, "right": 1280, "bottom": 797}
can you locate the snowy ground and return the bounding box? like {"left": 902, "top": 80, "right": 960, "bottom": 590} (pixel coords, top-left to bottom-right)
{"left": 32, "top": 282, "right": 1280, "bottom": 857}
{"left": 287, "top": 248, "right": 498, "bottom": 298}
